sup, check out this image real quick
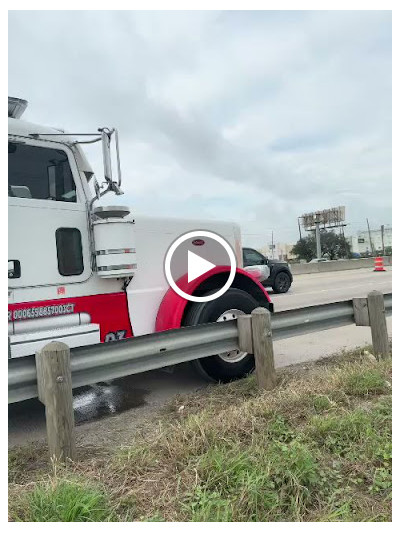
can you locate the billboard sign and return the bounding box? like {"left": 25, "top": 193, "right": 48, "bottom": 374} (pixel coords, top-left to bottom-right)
{"left": 300, "top": 206, "right": 346, "bottom": 230}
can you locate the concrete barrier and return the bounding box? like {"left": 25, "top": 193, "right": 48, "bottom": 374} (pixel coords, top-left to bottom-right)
{"left": 291, "top": 256, "right": 392, "bottom": 275}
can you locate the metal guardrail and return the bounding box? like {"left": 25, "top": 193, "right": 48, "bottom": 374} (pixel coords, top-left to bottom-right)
{"left": 272, "top": 293, "right": 391, "bottom": 339}
{"left": 8, "top": 294, "right": 392, "bottom": 404}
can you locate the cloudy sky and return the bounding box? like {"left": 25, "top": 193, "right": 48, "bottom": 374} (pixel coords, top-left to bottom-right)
{"left": 8, "top": 10, "right": 391, "bottom": 247}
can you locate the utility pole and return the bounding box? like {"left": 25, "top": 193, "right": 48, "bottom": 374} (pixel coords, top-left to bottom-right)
{"left": 366, "top": 218, "right": 375, "bottom": 256}
{"left": 315, "top": 223, "right": 322, "bottom": 260}
{"left": 381, "top": 225, "right": 385, "bottom": 256}
{"left": 340, "top": 225, "right": 349, "bottom": 258}
{"left": 297, "top": 217, "right": 302, "bottom": 241}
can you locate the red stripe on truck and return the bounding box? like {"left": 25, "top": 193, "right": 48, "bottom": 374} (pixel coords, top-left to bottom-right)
{"left": 8, "top": 292, "right": 133, "bottom": 343}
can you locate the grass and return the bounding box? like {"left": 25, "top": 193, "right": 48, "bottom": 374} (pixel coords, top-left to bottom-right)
{"left": 9, "top": 478, "right": 116, "bottom": 522}
{"left": 8, "top": 346, "right": 392, "bottom": 522}
{"left": 342, "top": 368, "right": 389, "bottom": 396}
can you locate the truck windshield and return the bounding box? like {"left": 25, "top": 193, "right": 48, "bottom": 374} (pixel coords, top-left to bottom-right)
{"left": 8, "top": 142, "right": 76, "bottom": 202}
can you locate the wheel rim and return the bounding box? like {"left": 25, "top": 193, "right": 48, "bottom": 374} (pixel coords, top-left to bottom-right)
{"left": 276, "top": 273, "right": 290, "bottom": 291}
{"left": 217, "top": 309, "right": 248, "bottom": 363}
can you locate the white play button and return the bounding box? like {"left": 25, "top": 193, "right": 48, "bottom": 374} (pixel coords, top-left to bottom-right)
{"left": 187, "top": 250, "right": 215, "bottom": 283}
{"left": 164, "top": 230, "right": 237, "bottom": 303}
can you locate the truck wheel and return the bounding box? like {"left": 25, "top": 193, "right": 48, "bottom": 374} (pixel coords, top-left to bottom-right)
{"left": 183, "top": 288, "right": 259, "bottom": 382}
{"left": 272, "top": 271, "right": 291, "bottom": 293}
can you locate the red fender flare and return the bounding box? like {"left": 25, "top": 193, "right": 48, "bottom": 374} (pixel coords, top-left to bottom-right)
{"left": 155, "top": 266, "right": 272, "bottom": 332}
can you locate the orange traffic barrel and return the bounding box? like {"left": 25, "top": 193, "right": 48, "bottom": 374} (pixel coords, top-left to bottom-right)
{"left": 374, "top": 256, "right": 386, "bottom": 272}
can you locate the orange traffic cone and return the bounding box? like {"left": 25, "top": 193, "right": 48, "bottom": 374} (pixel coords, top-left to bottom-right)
{"left": 373, "top": 256, "right": 386, "bottom": 272}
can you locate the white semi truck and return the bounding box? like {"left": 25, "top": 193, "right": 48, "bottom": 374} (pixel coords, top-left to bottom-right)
{"left": 8, "top": 97, "right": 273, "bottom": 383}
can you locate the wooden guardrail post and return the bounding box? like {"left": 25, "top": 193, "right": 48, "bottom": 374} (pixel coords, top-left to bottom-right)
{"left": 250, "top": 307, "right": 277, "bottom": 390}
{"left": 367, "top": 291, "right": 390, "bottom": 359}
{"left": 35, "top": 341, "right": 76, "bottom": 462}
{"left": 352, "top": 297, "right": 370, "bottom": 326}
{"left": 237, "top": 314, "right": 253, "bottom": 354}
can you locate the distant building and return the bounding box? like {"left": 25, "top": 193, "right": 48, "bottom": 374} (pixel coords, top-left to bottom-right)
{"left": 259, "top": 242, "right": 296, "bottom": 261}
{"left": 348, "top": 226, "right": 392, "bottom": 255}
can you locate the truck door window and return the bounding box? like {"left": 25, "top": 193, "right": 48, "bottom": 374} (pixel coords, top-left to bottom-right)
{"left": 56, "top": 228, "right": 84, "bottom": 276}
{"left": 243, "top": 248, "right": 265, "bottom": 267}
{"left": 8, "top": 142, "right": 77, "bottom": 202}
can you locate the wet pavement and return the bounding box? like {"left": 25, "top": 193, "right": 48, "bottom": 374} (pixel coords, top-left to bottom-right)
{"left": 8, "top": 362, "right": 207, "bottom": 446}
{"left": 73, "top": 379, "right": 150, "bottom": 425}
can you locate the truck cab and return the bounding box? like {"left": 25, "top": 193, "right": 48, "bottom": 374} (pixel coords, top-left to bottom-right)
{"left": 8, "top": 96, "right": 273, "bottom": 385}
{"left": 243, "top": 247, "right": 293, "bottom": 293}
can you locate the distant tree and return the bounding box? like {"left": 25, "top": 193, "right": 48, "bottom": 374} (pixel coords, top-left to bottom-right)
{"left": 292, "top": 237, "right": 315, "bottom": 262}
{"left": 292, "top": 230, "right": 351, "bottom": 261}
{"left": 321, "top": 231, "right": 351, "bottom": 260}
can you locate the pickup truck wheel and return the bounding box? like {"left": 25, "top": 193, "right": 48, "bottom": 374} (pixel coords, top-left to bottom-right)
{"left": 272, "top": 271, "right": 291, "bottom": 293}
{"left": 183, "top": 288, "right": 258, "bottom": 382}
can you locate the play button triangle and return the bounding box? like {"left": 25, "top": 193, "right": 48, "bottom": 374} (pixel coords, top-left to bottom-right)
{"left": 187, "top": 250, "right": 216, "bottom": 283}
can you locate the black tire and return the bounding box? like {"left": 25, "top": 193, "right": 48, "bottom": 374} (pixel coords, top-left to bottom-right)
{"left": 272, "top": 271, "right": 291, "bottom": 293}
{"left": 183, "top": 288, "right": 259, "bottom": 382}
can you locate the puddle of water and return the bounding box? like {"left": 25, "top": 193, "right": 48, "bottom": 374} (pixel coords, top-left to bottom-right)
{"left": 73, "top": 376, "right": 150, "bottom": 425}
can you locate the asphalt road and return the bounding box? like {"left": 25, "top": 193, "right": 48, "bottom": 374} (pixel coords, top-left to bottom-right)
{"left": 9, "top": 267, "right": 392, "bottom": 447}
{"left": 273, "top": 266, "right": 392, "bottom": 311}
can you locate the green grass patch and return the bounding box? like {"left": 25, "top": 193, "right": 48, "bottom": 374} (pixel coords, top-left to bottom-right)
{"left": 342, "top": 368, "right": 389, "bottom": 396}
{"left": 186, "top": 439, "right": 323, "bottom": 521}
{"left": 9, "top": 478, "right": 116, "bottom": 522}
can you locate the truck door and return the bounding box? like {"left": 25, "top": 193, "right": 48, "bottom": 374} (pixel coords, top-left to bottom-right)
{"left": 8, "top": 138, "right": 91, "bottom": 292}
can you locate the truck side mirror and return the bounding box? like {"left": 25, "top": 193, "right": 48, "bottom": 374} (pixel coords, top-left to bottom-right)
{"left": 98, "top": 128, "right": 123, "bottom": 196}
{"left": 101, "top": 129, "right": 113, "bottom": 183}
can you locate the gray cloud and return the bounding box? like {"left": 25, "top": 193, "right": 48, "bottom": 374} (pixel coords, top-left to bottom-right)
{"left": 9, "top": 10, "right": 391, "bottom": 246}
